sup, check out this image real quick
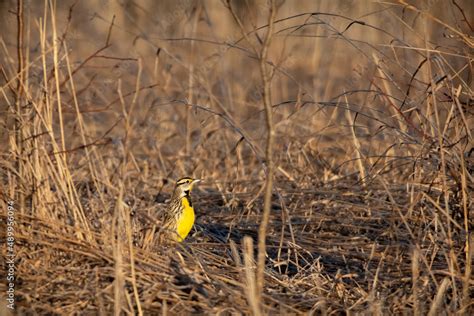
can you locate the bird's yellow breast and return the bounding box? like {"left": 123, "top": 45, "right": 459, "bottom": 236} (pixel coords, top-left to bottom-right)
{"left": 176, "top": 196, "right": 195, "bottom": 242}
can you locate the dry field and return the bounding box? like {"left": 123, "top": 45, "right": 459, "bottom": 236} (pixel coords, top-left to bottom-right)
{"left": 0, "top": 0, "right": 473, "bottom": 314}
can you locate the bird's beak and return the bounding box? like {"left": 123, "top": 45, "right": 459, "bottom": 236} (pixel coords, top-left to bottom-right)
{"left": 191, "top": 179, "right": 201, "bottom": 190}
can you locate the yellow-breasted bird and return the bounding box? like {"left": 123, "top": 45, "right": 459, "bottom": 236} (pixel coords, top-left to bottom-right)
{"left": 162, "top": 177, "right": 201, "bottom": 242}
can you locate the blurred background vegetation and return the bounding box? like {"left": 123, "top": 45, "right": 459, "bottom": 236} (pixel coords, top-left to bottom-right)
{"left": 1, "top": 0, "right": 471, "bottom": 181}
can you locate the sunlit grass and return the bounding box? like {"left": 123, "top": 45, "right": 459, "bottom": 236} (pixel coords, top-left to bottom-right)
{"left": 0, "top": 0, "right": 472, "bottom": 314}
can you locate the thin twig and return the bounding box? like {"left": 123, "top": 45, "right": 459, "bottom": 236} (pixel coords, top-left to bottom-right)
{"left": 257, "top": 0, "right": 276, "bottom": 307}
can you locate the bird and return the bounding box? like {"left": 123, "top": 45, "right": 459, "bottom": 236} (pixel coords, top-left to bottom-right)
{"left": 161, "top": 177, "right": 201, "bottom": 242}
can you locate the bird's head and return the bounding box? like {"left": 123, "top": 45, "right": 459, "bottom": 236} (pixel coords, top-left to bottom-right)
{"left": 174, "top": 177, "right": 201, "bottom": 197}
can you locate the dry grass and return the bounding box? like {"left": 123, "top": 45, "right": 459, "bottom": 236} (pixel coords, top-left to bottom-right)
{"left": 0, "top": 0, "right": 472, "bottom": 314}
